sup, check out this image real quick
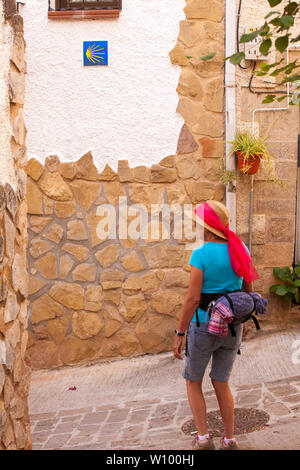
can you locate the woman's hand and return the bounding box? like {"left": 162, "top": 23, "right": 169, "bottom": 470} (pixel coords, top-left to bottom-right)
{"left": 173, "top": 335, "right": 183, "bottom": 360}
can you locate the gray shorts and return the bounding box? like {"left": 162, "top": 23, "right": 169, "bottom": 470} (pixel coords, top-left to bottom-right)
{"left": 182, "top": 322, "right": 243, "bottom": 383}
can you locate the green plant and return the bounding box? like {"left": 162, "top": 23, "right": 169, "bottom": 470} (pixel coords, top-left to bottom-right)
{"left": 269, "top": 263, "right": 300, "bottom": 303}
{"left": 227, "top": 130, "right": 285, "bottom": 186}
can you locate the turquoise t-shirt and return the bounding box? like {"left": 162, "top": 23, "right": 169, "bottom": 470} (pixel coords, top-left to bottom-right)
{"left": 189, "top": 242, "right": 247, "bottom": 323}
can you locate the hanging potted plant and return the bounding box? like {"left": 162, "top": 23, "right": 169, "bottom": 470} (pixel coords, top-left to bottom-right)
{"left": 228, "top": 130, "right": 273, "bottom": 175}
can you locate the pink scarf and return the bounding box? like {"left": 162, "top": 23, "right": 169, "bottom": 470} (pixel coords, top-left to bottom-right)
{"left": 195, "top": 202, "right": 259, "bottom": 283}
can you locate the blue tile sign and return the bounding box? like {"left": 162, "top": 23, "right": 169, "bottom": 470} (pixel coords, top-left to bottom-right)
{"left": 83, "top": 41, "right": 108, "bottom": 66}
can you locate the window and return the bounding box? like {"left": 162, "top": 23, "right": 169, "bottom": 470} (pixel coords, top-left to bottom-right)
{"left": 54, "top": 1, "right": 122, "bottom": 10}
{"left": 49, "top": 0, "right": 122, "bottom": 18}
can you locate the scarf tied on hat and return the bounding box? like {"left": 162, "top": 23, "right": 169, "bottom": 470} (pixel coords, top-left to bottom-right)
{"left": 195, "top": 202, "right": 259, "bottom": 283}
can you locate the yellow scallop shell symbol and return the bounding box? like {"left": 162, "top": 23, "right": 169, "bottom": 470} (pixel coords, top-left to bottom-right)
{"left": 86, "top": 44, "right": 105, "bottom": 64}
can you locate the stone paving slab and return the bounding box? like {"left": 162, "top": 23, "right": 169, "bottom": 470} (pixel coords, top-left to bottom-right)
{"left": 28, "top": 328, "right": 300, "bottom": 450}
{"left": 29, "top": 375, "right": 300, "bottom": 450}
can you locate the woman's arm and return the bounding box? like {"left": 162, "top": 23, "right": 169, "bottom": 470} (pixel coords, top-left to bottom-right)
{"left": 242, "top": 280, "right": 254, "bottom": 292}
{"left": 173, "top": 266, "right": 203, "bottom": 360}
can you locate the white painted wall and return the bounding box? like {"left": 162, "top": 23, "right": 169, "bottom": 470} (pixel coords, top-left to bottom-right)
{"left": 22, "top": 0, "right": 185, "bottom": 171}
{"left": 0, "top": 2, "right": 17, "bottom": 190}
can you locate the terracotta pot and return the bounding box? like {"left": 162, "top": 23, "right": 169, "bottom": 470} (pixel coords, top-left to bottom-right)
{"left": 236, "top": 151, "right": 261, "bottom": 175}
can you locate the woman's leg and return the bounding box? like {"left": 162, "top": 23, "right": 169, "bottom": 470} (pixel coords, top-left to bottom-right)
{"left": 211, "top": 379, "right": 234, "bottom": 439}
{"left": 186, "top": 379, "right": 208, "bottom": 435}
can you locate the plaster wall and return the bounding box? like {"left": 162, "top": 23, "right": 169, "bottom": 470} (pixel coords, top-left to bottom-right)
{"left": 22, "top": 0, "right": 185, "bottom": 171}
{"left": 0, "top": 1, "right": 17, "bottom": 190}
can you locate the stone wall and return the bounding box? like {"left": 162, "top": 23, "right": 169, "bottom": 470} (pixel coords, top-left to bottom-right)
{"left": 25, "top": 0, "right": 226, "bottom": 369}
{"left": 235, "top": 0, "right": 300, "bottom": 327}
{"left": 0, "top": 1, "right": 31, "bottom": 450}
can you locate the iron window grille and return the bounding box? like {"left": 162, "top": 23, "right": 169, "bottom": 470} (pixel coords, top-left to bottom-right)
{"left": 50, "top": 1, "right": 122, "bottom": 11}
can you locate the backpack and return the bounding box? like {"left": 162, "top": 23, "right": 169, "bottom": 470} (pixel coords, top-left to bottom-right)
{"left": 196, "top": 291, "right": 268, "bottom": 353}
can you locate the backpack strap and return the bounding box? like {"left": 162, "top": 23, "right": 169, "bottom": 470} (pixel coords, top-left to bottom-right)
{"left": 195, "top": 309, "right": 200, "bottom": 327}
{"left": 228, "top": 323, "right": 236, "bottom": 337}
{"left": 250, "top": 314, "right": 261, "bottom": 330}
{"left": 223, "top": 293, "right": 235, "bottom": 315}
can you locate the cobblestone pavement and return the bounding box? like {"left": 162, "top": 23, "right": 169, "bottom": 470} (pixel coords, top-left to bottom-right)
{"left": 29, "top": 328, "right": 300, "bottom": 450}
{"left": 29, "top": 376, "right": 300, "bottom": 450}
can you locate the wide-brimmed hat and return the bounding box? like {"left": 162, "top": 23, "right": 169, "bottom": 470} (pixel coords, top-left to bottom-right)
{"left": 193, "top": 200, "right": 229, "bottom": 240}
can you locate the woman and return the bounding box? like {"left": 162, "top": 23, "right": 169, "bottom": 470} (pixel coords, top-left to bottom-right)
{"left": 173, "top": 200, "right": 258, "bottom": 450}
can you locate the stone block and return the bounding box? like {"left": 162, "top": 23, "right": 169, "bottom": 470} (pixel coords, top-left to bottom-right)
{"left": 59, "top": 336, "right": 99, "bottom": 365}
{"left": 118, "top": 160, "right": 132, "bottom": 182}
{"left": 122, "top": 272, "right": 161, "bottom": 295}
{"left": 204, "top": 77, "right": 224, "bottom": 113}
{"left": 159, "top": 155, "right": 175, "bottom": 168}
{"left": 95, "top": 245, "right": 120, "bottom": 268}
{"left": 59, "top": 254, "right": 75, "bottom": 279}
{"left": 103, "top": 304, "right": 123, "bottom": 337}
{"left": 72, "top": 311, "right": 104, "bottom": 339}
{"left": 120, "top": 251, "right": 144, "bottom": 272}
{"left": 184, "top": 0, "right": 224, "bottom": 21}
{"left": 29, "top": 216, "right": 52, "bottom": 234}
{"left": 128, "top": 184, "right": 165, "bottom": 210}
{"left": 263, "top": 243, "right": 294, "bottom": 267}
{"left": 45, "top": 155, "right": 60, "bottom": 173}
{"left": 28, "top": 275, "right": 46, "bottom": 296}
{"left": 75, "top": 151, "right": 99, "bottom": 181}
{"left": 46, "top": 317, "right": 69, "bottom": 345}
{"left": 43, "top": 223, "right": 64, "bottom": 244}
{"left": 66, "top": 220, "right": 88, "bottom": 241}
{"left": 59, "top": 162, "right": 77, "bottom": 180}
{"left": 140, "top": 244, "right": 185, "bottom": 269}
{"left": 103, "top": 181, "right": 126, "bottom": 205}
{"left": 72, "top": 263, "right": 97, "bottom": 282}
{"left": 31, "top": 294, "right": 65, "bottom": 324}
{"left": 85, "top": 285, "right": 103, "bottom": 312}
{"left": 135, "top": 314, "right": 175, "bottom": 354}
{"left": 13, "top": 108, "right": 26, "bottom": 145}
{"left": 38, "top": 172, "right": 73, "bottom": 201}
{"left": 150, "top": 164, "right": 177, "bottom": 183}
{"left": 25, "top": 159, "right": 44, "bottom": 181}
{"left": 11, "top": 252, "right": 27, "bottom": 297}
{"left": 100, "top": 270, "right": 126, "bottom": 290}
{"left": 151, "top": 291, "right": 183, "bottom": 317}
{"left": 176, "top": 154, "right": 200, "bottom": 179}
{"left": 100, "top": 329, "right": 142, "bottom": 358}
{"left": 29, "top": 238, "right": 53, "bottom": 258}
{"left": 54, "top": 200, "right": 76, "bottom": 218}
{"left": 26, "top": 179, "right": 43, "bottom": 215}
{"left": 11, "top": 33, "right": 25, "bottom": 72}
{"left": 177, "top": 70, "right": 203, "bottom": 101}
{"left": 103, "top": 289, "right": 120, "bottom": 307}
{"left": 27, "top": 341, "right": 61, "bottom": 370}
{"left": 122, "top": 294, "right": 147, "bottom": 322}
{"left": 164, "top": 269, "right": 190, "bottom": 288}
{"left": 176, "top": 97, "right": 204, "bottom": 126}
{"left": 265, "top": 216, "right": 295, "bottom": 243}
{"left": 49, "top": 281, "right": 84, "bottom": 310}
{"left": 4, "top": 211, "right": 15, "bottom": 260}
{"left": 98, "top": 164, "right": 117, "bottom": 181}
{"left": 178, "top": 20, "right": 203, "bottom": 48}
{"left": 192, "top": 111, "right": 224, "bottom": 138}
{"left": 133, "top": 166, "right": 151, "bottom": 183}
{"left": 169, "top": 43, "right": 189, "bottom": 66}
{"left": 4, "top": 290, "right": 19, "bottom": 323}
{"left": 61, "top": 243, "right": 90, "bottom": 262}
{"left": 69, "top": 180, "right": 100, "bottom": 211}
{"left": 34, "top": 252, "right": 57, "bottom": 279}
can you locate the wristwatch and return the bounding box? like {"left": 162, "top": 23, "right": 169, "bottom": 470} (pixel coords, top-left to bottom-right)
{"left": 174, "top": 329, "right": 185, "bottom": 337}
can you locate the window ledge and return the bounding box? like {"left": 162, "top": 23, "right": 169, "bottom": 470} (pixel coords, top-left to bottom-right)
{"left": 48, "top": 9, "right": 121, "bottom": 19}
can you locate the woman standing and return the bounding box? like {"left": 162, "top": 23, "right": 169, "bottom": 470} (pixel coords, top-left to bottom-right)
{"left": 173, "top": 200, "right": 258, "bottom": 450}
